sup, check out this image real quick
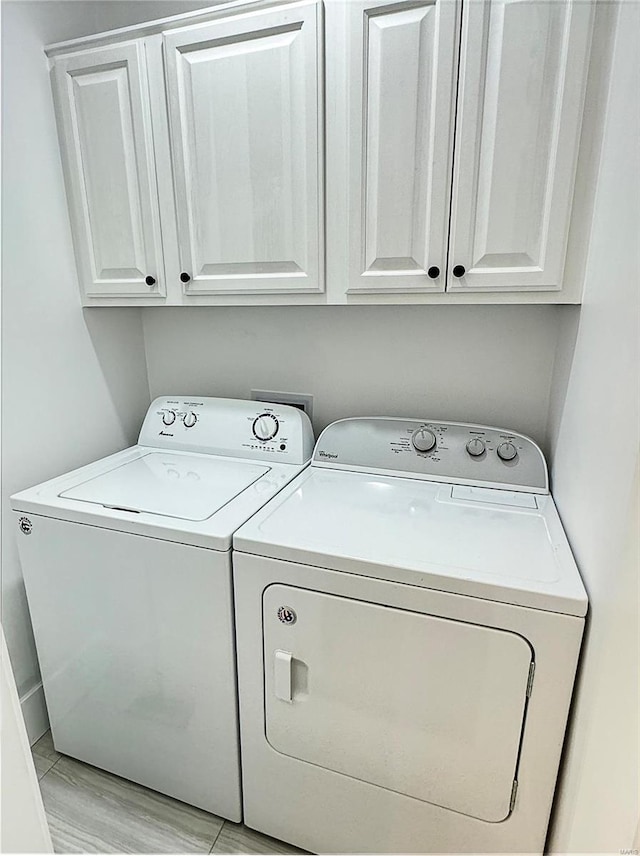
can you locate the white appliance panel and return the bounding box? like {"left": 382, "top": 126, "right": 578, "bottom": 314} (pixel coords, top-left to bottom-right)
{"left": 139, "top": 396, "right": 314, "bottom": 465}
{"left": 12, "top": 447, "right": 306, "bottom": 551}
{"left": 232, "top": 418, "right": 587, "bottom": 853}
{"left": 60, "top": 452, "right": 269, "bottom": 520}
{"left": 12, "top": 396, "right": 315, "bottom": 550}
{"left": 312, "top": 417, "right": 548, "bottom": 491}
{"left": 10, "top": 395, "right": 315, "bottom": 822}
{"left": 16, "top": 515, "right": 241, "bottom": 819}
{"left": 234, "top": 553, "right": 586, "bottom": 854}
{"left": 255, "top": 470, "right": 556, "bottom": 579}
{"left": 263, "top": 585, "right": 531, "bottom": 822}
{"left": 235, "top": 468, "right": 587, "bottom": 616}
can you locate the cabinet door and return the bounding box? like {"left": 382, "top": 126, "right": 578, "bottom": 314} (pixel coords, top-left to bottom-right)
{"left": 448, "top": 0, "right": 593, "bottom": 292}
{"left": 52, "top": 43, "right": 165, "bottom": 300}
{"left": 343, "top": 0, "right": 459, "bottom": 294}
{"left": 163, "top": 2, "right": 323, "bottom": 296}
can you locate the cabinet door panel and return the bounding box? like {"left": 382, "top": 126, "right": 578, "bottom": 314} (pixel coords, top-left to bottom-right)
{"left": 164, "top": 2, "right": 323, "bottom": 295}
{"left": 52, "top": 43, "right": 165, "bottom": 299}
{"left": 448, "top": 0, "right": 593, "bottom": 292}
{"left": 346, "top": 0, "right": 458, "bottom": 293}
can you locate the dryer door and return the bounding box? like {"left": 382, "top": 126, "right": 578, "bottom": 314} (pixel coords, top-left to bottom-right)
{"left": 263, "top": 585, "right": 532, "bottom": 822}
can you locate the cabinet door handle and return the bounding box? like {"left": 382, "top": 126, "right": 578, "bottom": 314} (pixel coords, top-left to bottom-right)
{"left": 274, "top": 650, "right": 293, "bottom": 703}
{"left": 427, "top": 266, "right": 440, "bottom": 279}
{"left": 452, "top": 265, "right": 466, "bottom": 278}
{"left": 180, "top": 272, "right": 191, "bottom": 283}
{"left": 145, "top": 275, "right": 156, "bottom": 286}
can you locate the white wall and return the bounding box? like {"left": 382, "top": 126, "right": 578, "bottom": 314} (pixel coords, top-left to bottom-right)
{"left": 546, "top": 3, "right": 640, "bottom": 851}
{"left": 142, "top": 305, "right": 562, "bottom": 446}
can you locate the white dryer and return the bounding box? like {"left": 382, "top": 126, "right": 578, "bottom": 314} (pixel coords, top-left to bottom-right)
{"left": 233, "top": 417, "right": 587, "bottom": 854}
{"left": 11, "top": 396, "right": 313, "bottom": 821}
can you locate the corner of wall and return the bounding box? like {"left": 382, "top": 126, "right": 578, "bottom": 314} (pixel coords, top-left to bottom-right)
{"left": 545, "top": 0, "right": 620, "bottom": 471}
{"left": 19, "top": 682, "right": 49, "bottom": 746}
{"left": 544, "top": 0, "right": 640, "bottom": 849}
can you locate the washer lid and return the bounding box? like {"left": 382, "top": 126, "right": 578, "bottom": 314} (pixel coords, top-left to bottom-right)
{"left": 60, "top": 452, "right": 270, "bottom": 521}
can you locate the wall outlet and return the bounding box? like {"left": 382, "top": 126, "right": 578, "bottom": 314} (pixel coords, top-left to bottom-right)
{"left": 251, "top": 389, "right": 314, "bottom": 422}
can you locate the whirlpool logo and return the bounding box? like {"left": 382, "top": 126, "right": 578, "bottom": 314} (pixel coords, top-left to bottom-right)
{"left": 277, "top": 606, "right": 297, "bottom": 625}
{"left": 318, "top": 450, "right": 338, "bottom": 459}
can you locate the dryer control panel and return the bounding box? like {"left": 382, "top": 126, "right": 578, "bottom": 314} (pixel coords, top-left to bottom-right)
{"left": 313, "top": 418, "right": 548, "bottom": 493}
{"left": 139, "top": 397, "right": 314, "bottom": 465}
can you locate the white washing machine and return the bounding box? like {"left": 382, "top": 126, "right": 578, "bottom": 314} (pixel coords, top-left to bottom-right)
{"left": 11, "top": 396, "right": 313, "bottom": 821}
{"left": 233, "top": 417, "right": 587, "bottom": 853}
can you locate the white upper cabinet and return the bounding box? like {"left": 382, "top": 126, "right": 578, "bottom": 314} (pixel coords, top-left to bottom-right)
{"left": 46, "top": 0, "right": 595, "bottom": 305}
{"left": 344, "top": 0, "right": 459, "bottom": 294}
{"left": 163, "top": 2, "right": 323, "bottom": 295}
{"left": 51, "top": 43, "right": 165, "bottom": 299}
{"left": 447, "top": 0, "right": 594, "bottom": 292}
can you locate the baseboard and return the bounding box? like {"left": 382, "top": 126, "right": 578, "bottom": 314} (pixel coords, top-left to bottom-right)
{"left": 19, "top": 681, "right": 49, "bottom": 746}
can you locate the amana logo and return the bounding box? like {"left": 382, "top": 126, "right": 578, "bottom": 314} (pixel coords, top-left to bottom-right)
{"left": 19, "top": 517, "right": 32, "bottom": 535}
{"left": 318, "top": 450, "right": 338, "bottom": 459}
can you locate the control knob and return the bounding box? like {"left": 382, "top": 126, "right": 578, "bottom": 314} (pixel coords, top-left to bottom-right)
{"left": 253, "top": 414, "right": 279, "bottom": 441}
{"left": 466, "top": 437, "right": 486, "bottom": 457}
{"left": 183, "top": 412, "right": 197, "bottom": 429}
{"left": 162, "top": 409, "right": 176, "bottom": 426}
{"left": 497, "top": 441, "right": 518, "bottom": 461}
{"left": 411, "top": 427, "right": 437, "bottom": 453}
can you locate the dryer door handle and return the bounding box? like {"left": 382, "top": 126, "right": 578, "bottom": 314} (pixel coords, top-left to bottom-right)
{"left": 274, "top": 650, "right": 293, "bottom": 703}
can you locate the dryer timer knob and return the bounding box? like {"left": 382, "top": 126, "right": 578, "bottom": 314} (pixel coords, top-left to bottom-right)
{"left": 411, "top": 427, "right": 437, "bottom": 453}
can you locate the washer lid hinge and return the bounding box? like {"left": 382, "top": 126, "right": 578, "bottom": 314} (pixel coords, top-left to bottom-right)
{"left": 510, "top": 780, "right": 518, "bottom": 813}
{"left": 526, "top": 661, "right": 535, "bottom": 698}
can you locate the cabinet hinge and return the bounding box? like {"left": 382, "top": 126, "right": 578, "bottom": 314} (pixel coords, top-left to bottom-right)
{"left": 510, "top": 780, "right": 518, "bottom": 813}
{"left": 526, "top": 661, "right": 535, "bottom": 698}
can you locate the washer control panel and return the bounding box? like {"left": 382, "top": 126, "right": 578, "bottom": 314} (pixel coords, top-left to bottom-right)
{"left": 313, "top": 418, "right": 548, "bottom": 492}
{"left": 139, "top": 397, "right": 314, "bottom": 465}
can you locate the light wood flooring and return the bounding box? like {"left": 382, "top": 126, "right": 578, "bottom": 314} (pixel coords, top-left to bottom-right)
{"left": 32, "top": 731, "right": 304, "bottom": 855}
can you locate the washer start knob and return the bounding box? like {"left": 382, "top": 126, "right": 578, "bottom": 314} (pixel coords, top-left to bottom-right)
{"left": 411, "top": 427, "right": 437, "bottom": 453}
{"left": 497, "top": 441, "right": 518, "bottom": 462}
{"left": 162, "top": 409, "right": 176, "bottom": 426}
{"left": 253, "top": 414, "right": 279, "bottom": 442}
